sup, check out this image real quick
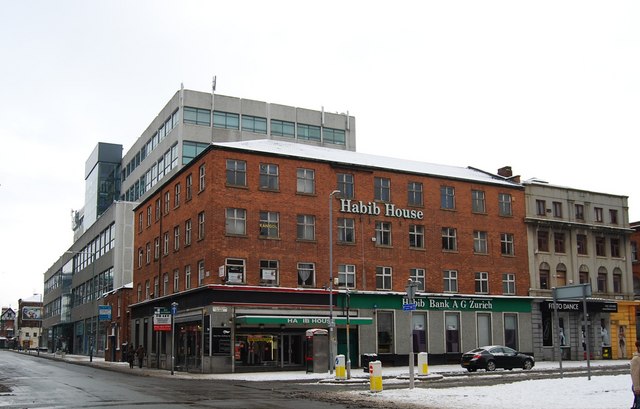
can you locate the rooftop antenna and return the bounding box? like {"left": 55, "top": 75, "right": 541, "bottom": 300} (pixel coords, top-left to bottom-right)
{"left": 211, "top": 75, "right": 217, "bottom": 142}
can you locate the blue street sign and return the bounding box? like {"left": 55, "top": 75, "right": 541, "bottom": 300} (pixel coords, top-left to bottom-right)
{"left": 98, "top": 305, "right": 112, "bottom": 321}
{"left": 403, "top": 303, "right": 417, "bottom": 311}
{"left": 171, "top": 304, "right": 178, "bottom": 315}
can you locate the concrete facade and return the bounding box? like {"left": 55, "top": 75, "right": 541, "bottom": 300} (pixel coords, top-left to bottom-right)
{"left": 523, "top": 179, "right": 637, "bottom": 361}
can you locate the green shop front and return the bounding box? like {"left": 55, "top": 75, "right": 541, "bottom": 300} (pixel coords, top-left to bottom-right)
{"left": 347, "top": 292, "right": 533, "bottom": 366}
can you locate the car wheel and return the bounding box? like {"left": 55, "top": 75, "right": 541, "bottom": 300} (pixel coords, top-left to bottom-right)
{"left": 466, "top": 368, "right": 477, "bottom": 372}
{"left": 486, "top": 360, "right": 496, "bottom": 371}
{"left": 523, "top": 359, "right": 533, "bottom": 370}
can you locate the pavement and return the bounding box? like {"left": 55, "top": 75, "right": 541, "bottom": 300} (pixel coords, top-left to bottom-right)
{"left": 12, "top": 349, "right": 629, "bottom": 384}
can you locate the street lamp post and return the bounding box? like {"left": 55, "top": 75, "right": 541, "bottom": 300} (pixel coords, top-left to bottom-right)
{"left": 170, "top": 302, "right": 178, "bottom": 375}
{"left": 345, "top": 287, "right": 351, "bottom": 379}
{"left": 406, "top": 279, "right": 418, "bottom": 389}
{"left": 328, "top": 189, "right": 340, "bottom": 374}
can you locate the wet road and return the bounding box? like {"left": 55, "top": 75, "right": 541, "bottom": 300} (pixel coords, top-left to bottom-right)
{"left": 0, "top": 351, "right": 357, "bottom": 409}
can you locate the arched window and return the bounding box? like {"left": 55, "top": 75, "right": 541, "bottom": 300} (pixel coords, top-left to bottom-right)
{"left": 597, "top": 266, "right": 608, "bottom": 292}
{"left": 579, "top": 265, "right": 590, "bottom": 284}
{"left": 556, "top": 263, "right": 567, "bottom": 286}
{"left": 613, "top": 267, "right": 623, "bottom": 293}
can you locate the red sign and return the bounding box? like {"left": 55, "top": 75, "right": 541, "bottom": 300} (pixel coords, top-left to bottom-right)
{"left": 153, "top": 314, "right": 171, "bottom": 331}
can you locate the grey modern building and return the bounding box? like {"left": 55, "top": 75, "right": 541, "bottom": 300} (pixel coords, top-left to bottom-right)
{"left": 42, "top": 87, "right": 356, "bottom": 357}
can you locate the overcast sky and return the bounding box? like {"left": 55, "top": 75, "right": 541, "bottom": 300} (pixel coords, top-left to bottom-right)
{"left": 0, "top": 1, "right": 638, "bottom": 308}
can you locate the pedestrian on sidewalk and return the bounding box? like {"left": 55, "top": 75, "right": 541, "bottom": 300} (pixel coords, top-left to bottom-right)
{"left": 127, "top": 344, "right": 135, "bottom": 369}
{"left": 136, "top": 344, "right": 145, "bottom": 368}
{"left": 630, "top": 340, "right": 640, "bottom": 409}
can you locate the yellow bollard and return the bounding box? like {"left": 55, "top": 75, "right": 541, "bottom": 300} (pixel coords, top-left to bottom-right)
{"left": 369, "top": 360, "right": 383, "bottom": 392}
{"left": 418, "top": 352, "right": 429, "bottom": 375}
{"left": 335, "top": 355, "right": 346, "bottom": 380}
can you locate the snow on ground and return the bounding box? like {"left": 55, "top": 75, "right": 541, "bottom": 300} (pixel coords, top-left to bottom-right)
{"left": 188, "top": 360, "right": 633, "bottom": 408}
{"left": 355, "top": 375, "right": 632, "bottom": 409}
{"left": 40, "top": 352, "right": 636, "bottom": 408}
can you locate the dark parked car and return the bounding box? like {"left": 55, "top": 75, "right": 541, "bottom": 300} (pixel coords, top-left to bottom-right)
{"left": 461, "top": 345, "right": 535, "bottom": 372}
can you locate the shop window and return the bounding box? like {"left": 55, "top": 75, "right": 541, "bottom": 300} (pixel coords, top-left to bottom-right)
{"left": 477, "top": 313, "right": 492, "bottom": 347}
{"left": 377, "top": 311, "right": 394, "bottom": 354}
{"left": 445, "top": 313, "right": 460, "bottom": 353}
{"left": 504, "top": 314, "right": 518, "bottom": 350}
{"left": 412, "top": 313, "right": 427, "bottom": 353}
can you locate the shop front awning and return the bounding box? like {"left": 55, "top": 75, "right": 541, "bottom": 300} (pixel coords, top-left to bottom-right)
{"left": 236, "top": 315, "right": 373, "bottom": 326}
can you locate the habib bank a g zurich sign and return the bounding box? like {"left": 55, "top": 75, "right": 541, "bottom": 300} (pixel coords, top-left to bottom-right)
{"left": 339, "top": 199, "right": 424, "bottom": 220}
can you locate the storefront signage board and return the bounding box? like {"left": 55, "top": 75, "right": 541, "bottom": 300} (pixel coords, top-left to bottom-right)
{"left": 235, "top": 316, "right": 372, "bottom": 326}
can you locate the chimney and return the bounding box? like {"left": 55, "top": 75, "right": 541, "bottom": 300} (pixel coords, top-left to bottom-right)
{"left": 497, "top": 166, "right": 521, "bottom": 183}
{"left": 497, "top": 166, "right": 513, "bottom": 177}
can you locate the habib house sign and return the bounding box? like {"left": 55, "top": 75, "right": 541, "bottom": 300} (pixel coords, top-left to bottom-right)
{"left": 339, "top": 199, "right": 424, "bottom": 220}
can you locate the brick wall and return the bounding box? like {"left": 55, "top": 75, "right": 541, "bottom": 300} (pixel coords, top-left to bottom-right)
{"left": 133, "top": 146, "right": 529, "bottom": 300}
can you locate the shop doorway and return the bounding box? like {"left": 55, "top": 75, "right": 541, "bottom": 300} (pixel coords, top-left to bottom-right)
{"left": 235, "top": 332, "right": 305, "bottom": 368}
{"left": 176, "top": 323, "right": 202, "bottom": 372}
{"left": 282, "top": 334, "right": 304, "bottom": 366}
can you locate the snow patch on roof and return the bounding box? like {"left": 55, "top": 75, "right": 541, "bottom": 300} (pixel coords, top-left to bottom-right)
{"left": 213, "top": 140, "right": 519, "bottom": 187}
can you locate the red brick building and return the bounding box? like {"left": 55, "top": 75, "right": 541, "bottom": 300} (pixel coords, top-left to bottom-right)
{"left": 130, "top": 140, "right": 531, "bottom": 372}
{"left": 103, "top": 285, "right": 133, "bottom": 362}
